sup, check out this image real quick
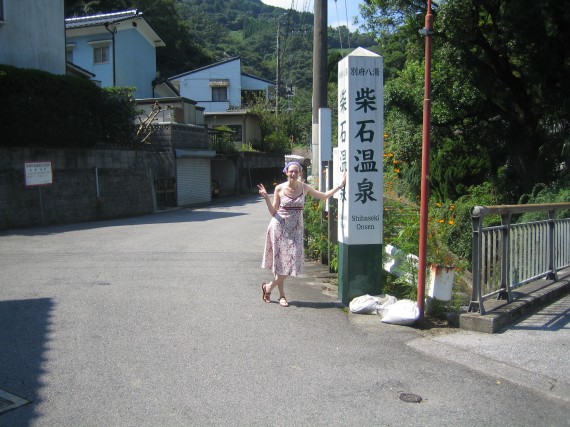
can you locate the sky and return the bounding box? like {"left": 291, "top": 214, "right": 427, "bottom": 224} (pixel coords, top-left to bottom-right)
{"left": 260, "top": 0, "right": 364, "bottom": 31}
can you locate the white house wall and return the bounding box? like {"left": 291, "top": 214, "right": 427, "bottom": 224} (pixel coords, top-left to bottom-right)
{"left": 176, "top": 58, "right": 242, "bottom": 113}
{"left": 0, "top": 0, "right": 66, "bottom": 75}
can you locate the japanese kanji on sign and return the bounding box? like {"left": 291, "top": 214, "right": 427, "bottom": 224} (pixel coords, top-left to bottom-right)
{"left": 337, "top": 48, "right": 384, "bottom": 245}
{"left": 24, "top": 161, "right": 53, "bottom": 187}
{"left": 336, "top": 48, "right": 384, "bottom": 304}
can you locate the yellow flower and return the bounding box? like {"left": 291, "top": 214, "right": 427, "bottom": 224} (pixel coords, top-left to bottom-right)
{"left": 437, "top": 219, "right": 445, "bottom": 223}
{"left": 448, "top": 219, "right": 455, "bottom": 225}
{"left": 435, "top": 202, "right": 441, "bottom": 207}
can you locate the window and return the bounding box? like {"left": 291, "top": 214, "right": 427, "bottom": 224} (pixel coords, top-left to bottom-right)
{"left": 93, "top": 46, "right": 109, "bottom": 64}
{"left": 89, "top": 40, "right": 111, "bottom": 64}
{"left": 212, "top": 86, "right": 228, "bottom": 102}
{"left": 66, "top": 44, "right": 75, "bottom": 63}
{"left": 0, "top": 0, "right": 4, "bottom": 22}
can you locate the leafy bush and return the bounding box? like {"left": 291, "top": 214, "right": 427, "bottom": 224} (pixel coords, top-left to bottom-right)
{"left": 304, "top": 197, "right": 328, "bottom": 261}
{"left": 0, "top": 64, "right": 137, "bottom": 148}
{"left": 240, "top": 142, "right": 258, "bottom": 152}
{"left": 210, "top": 125, "right": 237, "bottom": 153}
{"left": 303, "top": 196, "right": 341, "bottom": 272}
{"left": 264, "top": 130, "right": 290, "bottom": 154}
{"left": 518, "top": 176, "right": 570, "bottom": 222}
{"left": 100, "top": 87, "right": 138, "bottom": 145}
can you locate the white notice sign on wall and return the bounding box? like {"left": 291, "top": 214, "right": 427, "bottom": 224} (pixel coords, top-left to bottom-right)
{"left": 24, "top": 161, "right": 53, "bottom": 186}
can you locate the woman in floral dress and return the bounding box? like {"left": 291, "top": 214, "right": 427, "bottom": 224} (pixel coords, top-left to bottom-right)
{"left": 257, "top": 162, "right": 346, "bottom": 307}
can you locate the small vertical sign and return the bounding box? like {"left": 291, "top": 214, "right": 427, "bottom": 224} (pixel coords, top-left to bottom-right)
{"left": 337, "top": 48, "right": 384, "bottom": 303}
{"left": 24, "top": 161, "right": 52, "bottom": 226}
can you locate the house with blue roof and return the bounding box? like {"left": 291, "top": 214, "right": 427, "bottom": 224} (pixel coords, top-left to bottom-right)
{"left": 65, "top": 9, "right": 165, "bottom": 98}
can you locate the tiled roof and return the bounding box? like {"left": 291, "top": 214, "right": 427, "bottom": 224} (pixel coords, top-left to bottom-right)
{"left": 65, "top": 9, "right": 140, "bottom": 29}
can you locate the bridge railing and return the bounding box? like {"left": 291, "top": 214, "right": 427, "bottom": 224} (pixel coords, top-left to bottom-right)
{"left": 469, "top": 202, "right": 570, "bottom": 314}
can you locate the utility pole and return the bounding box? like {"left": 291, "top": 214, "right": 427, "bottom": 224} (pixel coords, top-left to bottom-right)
{"left": 276, "top": 18, "right": 281, "bottom": 112}
{"left": 311, "top": 0, "right": 327, "bottom": 180}
{"left": 417, "top": 0, "right": 434, "bottom": 321}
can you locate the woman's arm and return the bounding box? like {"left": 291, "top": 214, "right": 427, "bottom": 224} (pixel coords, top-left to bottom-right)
{"left": 257, "top": 183, "right": 280, "bottom": 216}
{"left": 304, "top": 171, "right": 347, "bottom": 201}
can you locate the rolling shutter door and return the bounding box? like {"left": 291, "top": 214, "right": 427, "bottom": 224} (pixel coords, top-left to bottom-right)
{"left": 176, "top": 158, "right": 210, "bottom": 206}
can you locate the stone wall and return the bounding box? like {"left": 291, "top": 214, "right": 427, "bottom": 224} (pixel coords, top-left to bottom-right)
{"left": 0, "top": 148, "right": 174, "bottom": 230}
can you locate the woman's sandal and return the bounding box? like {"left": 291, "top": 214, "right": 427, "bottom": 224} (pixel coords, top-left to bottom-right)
{"left": 262, "top": 283, "right": 271, "bottom": 303}
{"left": 278, "top": 296, "right": 289, "bottom": 307}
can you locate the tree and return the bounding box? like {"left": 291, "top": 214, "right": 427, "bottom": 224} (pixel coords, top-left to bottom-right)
{"left": 362, "top": 0, "right": 570, "bottom": 201}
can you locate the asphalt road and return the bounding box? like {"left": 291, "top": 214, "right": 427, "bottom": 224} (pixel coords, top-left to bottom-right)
{"left": 0, "top": 196, "right": 568, "bottom": 426}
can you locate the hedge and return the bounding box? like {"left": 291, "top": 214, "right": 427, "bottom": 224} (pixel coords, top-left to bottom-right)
{"left": 0, "top": 64, "right": 137, "bottom": 148}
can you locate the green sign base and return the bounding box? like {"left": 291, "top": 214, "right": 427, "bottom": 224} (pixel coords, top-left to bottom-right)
{"left": 338, "top": 242, "right": 383, "bottom": 305}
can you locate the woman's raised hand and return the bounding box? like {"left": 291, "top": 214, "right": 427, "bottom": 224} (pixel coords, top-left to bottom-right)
{"left": 257, "top": 183, "right": 267, "bottom": 198}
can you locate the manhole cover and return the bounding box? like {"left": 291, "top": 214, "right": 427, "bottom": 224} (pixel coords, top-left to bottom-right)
{"left": 399, "top": 392, "right": 422, "bottom": 403}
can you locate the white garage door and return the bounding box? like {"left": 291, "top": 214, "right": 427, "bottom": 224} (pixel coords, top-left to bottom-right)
{"left": 176, "top": 158, "right": 211, "bottom": 206}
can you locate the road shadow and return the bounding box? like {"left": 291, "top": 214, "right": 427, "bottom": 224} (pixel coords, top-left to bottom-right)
{"left": 508, "top": 301, "right": 570, "bottom": 332}
{"left": 288, "top": 301, "right": 343, "bottom": 309}
{"left": 0, "top": 298, "right": 54, "bottom": 425}
{"left": 0, "top": 195, "right": 260, "bottom": 237}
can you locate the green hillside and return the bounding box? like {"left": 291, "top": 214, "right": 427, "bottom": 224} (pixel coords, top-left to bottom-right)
{"left": 65, "top": 0, "right": 375, "bottom": 87}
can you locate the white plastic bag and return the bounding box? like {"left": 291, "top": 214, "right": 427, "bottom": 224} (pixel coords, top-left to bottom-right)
{"left": 380, "top": 299, "right": 420, "bottom": 325}
{"left": 349, "top": 295, "right": 380, "bottom": 314}
{"left": 377, "top": 294, "right": 399, "bottom": 317}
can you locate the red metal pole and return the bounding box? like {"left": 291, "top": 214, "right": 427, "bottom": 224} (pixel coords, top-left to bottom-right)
{"left": 417, "top": 0, "right": 433, "bottom": 321}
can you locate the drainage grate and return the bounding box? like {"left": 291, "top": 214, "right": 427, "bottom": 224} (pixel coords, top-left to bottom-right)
{"left": 0, "top": 389, "right": 30, "bottom": 414}
{"left": 399, "top": 392, "right": 423, "bottom": 403}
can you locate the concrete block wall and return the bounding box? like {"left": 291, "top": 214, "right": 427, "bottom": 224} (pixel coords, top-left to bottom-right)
{"left": 150, "top": 124, "right": 209, "bottom": 150}
{"left": 0, "top": 148, "right": 174, "bottom": 230}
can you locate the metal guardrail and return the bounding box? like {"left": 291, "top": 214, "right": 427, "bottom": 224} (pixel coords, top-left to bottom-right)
{"left": 469, "top": 203, "right": 570, "bottom": 314}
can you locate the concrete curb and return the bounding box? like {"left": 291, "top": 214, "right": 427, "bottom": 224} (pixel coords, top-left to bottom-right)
{"left": 459, "top": 272, "right": 570, "bottom": 333}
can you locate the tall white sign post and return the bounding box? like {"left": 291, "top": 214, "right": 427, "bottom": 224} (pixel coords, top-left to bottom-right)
{"left": 336, "top": 48, "right": 384, "bottom": 304}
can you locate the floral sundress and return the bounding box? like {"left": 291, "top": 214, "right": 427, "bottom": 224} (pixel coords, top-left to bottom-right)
{"left": 262, "top": 188, "right": 305, "bottom": 276}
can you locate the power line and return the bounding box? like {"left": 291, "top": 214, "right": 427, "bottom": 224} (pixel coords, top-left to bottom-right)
{"left": 343, "top": 0, "right": 351, "bottom": 49}
{"left": 334, "top": 0, "right": 344, "bottom": 55}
